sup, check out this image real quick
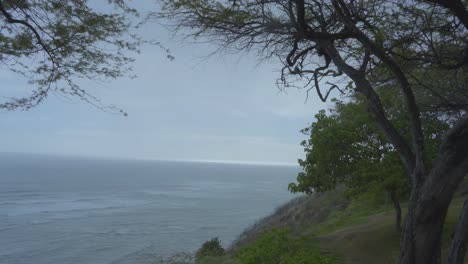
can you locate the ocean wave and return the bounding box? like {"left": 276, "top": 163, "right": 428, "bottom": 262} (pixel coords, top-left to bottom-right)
{"left": 30, "top": 219, "right": 51, "bottom": 225}
{"left": 141, "top": 189, "right": 206, "bottom": 200}
{"left": 3, "top": 198, "right": 142, "bottom": 217}
{"left": 0, "top": 197, "right": 100, "bottom": 207}
{"left": 1, "top": 189, "right": 37, "bottom": 194}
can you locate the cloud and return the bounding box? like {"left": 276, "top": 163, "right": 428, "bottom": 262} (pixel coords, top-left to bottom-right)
{"left": 54, "top": 129, "right": 113, "bottom": 137}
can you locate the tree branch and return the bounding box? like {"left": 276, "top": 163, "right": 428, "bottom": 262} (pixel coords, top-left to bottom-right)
{"left": 419, "top": 114, "right": 468, "bottom": 224}
{"left": 0, "top": 1, "right": 56, "bottom": 67}
{"left": 332, "top": 0, "right": 426, "bottom": 182}
{"left": 295, "top": 0, "right": 354, "bottom": 40}
{"left": 325, "top": 43, "right": 417, "bottom": 177}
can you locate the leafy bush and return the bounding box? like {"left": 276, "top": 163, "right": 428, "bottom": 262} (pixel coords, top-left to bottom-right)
{"left": 195, "top": 238, "right": 225, "bottom": 263}
{"left": 237, "top": 228, "right": 335, "bottom": 264}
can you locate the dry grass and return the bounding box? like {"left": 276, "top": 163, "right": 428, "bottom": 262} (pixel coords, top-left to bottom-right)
{"left": 228, "top": 188, "right": 350, "bottom": 252}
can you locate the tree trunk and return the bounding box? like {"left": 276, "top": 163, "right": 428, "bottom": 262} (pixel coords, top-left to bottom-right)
{"left": 325, "top": 41, "right": 468, "bottom": 264}
{"left": 399, "top": 154, "right": 468, "bottom": 264}
{"left": 447, "top": 199, "right": 468, "bottom": 264}
{"left": 389, "top": 189, "right": 402, "bottom": 232}
{"left": 399, "top": 189, "right": 448, "bottom": 264}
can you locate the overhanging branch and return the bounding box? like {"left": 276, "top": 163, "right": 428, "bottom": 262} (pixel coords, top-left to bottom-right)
{"left": 0, "top": 1, "right": 56, "bottom": 67}
{"left": 332, "top": 0, "right": 426, "bottom": 182}
{"left": 325, "top": 44, "right": 417, "bottom": 178}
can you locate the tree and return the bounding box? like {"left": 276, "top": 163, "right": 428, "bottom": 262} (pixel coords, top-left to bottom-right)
{"left": 291, "top": 101, "right": 408, "bottom": 232}
{"left": 195, "top": 238, "right": 225, "bottom": 263}
{"left": 0, "top": 0, "right": 143, "bottom": 112}
{"left": 289, "top": 89, "right": 449, "bottom": 232}
{"left": 155, "top": 1, "right": 468, "bottom": 263}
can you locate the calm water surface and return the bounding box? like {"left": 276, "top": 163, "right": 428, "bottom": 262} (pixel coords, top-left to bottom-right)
{"left": 0, "top": 153, "right": 298, "bottom": 264}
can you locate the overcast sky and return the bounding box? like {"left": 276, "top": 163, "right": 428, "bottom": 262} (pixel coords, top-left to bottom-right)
{"left": 0, "top": 2, "right": 334, "bottom": 165}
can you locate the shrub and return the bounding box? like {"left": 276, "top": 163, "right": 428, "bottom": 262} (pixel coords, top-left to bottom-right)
{"left": 195, "top": 238, "right": 225, "bottom": 263}
{"left": 237, "top": 228, "right": 335, "bottom": 264}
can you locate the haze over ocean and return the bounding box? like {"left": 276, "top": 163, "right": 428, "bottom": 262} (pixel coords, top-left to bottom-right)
{"left": 0, "top": 153, "right": 298, "bottom": 264}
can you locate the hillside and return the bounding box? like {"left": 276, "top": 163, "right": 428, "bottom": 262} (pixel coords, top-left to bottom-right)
{"left": 198, "top": 178, "right": 468, "bottom": 264}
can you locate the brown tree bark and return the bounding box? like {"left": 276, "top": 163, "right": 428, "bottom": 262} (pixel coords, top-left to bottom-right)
{"left": 399, "top": 114, "right": 468, "bottom": 264}
{"left": 448, "top": 199, "right": 468, "bottom": 264}
{"left": 399, "top": 189, "right": 447, "bottom": 264}
{"left": 389, "top": 190, "right": 402, "bottom": 232}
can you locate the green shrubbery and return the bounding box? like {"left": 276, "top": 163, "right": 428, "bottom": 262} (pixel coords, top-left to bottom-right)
{"left": 237, "top": 228, "right": 335, "bottom": 264}
{"left": 195, "top": 238, "right": 225, "bottom": 263}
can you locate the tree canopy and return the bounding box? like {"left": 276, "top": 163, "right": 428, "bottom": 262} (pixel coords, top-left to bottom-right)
{"left": 0, "top": 0, "right": 143, "bottom": 112}
{"left": 289, "top": 88, "right": 449, "bottom": 231}
{"left": 289, "top": 100, "right": 408, "bottom": 196}
{"left": 289, "top": 86, "right": 450, "bottom": 194}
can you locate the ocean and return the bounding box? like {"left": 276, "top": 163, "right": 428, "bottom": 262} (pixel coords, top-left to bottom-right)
{"left": 0, "top": 153, "right": 299, "bottom": 264}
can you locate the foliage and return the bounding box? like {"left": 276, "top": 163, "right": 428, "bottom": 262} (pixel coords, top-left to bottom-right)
{"left": 289, "top": 89, "right": 449, "bottom": 198}
{"left": 0, "top": 0, "right": 144, "bottom": 112}
{"left": 196, "top": 238, "right": 225, "bottom": 263}
{"left": 288, "top": 87, "right": 450, "bottom": 231}
{"left": 237, "top": 228, "right": 335, "bottom": 264}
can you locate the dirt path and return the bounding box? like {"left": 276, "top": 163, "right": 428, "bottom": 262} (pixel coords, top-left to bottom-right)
{"left": 318, "top": 212, "right": 400, "bottom": 264}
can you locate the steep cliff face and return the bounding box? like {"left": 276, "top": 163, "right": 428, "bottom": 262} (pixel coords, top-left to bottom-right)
{"left": 229, "top": 188, "right": 350, "bottom": 252}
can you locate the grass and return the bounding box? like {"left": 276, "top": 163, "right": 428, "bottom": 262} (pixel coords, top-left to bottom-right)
{"left": 317, "top": 197, "right": 467, "bottom": 264}
{"left": 311, "top": 198, "right": 391, "bottom": 236}
{"left": 318, "top": 210, "right": 400, "bottom": 264}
